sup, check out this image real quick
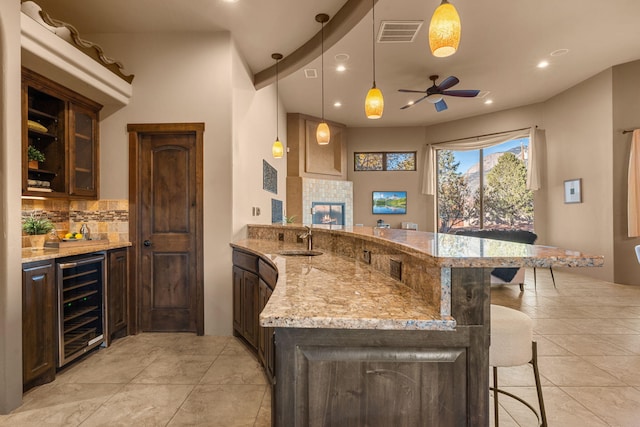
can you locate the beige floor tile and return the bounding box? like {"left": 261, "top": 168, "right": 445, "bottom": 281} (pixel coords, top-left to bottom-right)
{"left": 533, "top": 335, "right": 572, "bottom": 356}
{"left": 56, "top": 353, "right": 154, "bottom": 384}
{"left": 561, "top": 318, "right": 639, "bottom": 335}
{"left": 254, "top": 386, "right": 272, "bottom": 427}
{"left": 131, "top": 355, "right": 215, "bottom": 385}
{"left": 601, "top": 334, "right": 640, "bottom": 354}
{"left": 80, "top": 384, "right": 193, "bottom": 426}
{"left": 562, "top": 386, "right": 640, "bottom": 427}
{"left": 532, "top": 318, "right": 584, "bottom": 335}
{"left": 538, "top": 356, "right": 624, "bottom": 386}
{"left": 172, "top": 335, "right": 231, "bottom": 356}
{"left": 167, "top": 384, "right": 267, "bottom": 427}
{"left": 200, "top": 354, "right": 267, "bottom": 385}
{"left": 545, "top": 334, "right": 635, "bottom": 356}
{"left": 220, "top": 337, "right": 256, "bottom": 356}
{"left": 0, "top": 383, "right": 121, "bottom": 427}
{"left": 582, "top": 355, "right": 640, "bottom": 386}
{"left": 500, "top": 386, "right": 608, "bottom": 427}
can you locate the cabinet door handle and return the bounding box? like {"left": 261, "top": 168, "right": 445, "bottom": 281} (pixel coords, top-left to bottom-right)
{"left": 143, "top": 240, "right": 152, "bottom": 247}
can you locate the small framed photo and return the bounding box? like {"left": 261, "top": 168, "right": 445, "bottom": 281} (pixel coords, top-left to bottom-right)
{"left": 564, "top": 178, "right": 582, "bottom": 204}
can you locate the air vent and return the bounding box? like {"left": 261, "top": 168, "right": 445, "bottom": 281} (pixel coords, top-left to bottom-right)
{"left": 304, "top": 69, "right": 318, "bottom": 79}
{"left": 378, "top": 21, "right": 423, "bottom": 43}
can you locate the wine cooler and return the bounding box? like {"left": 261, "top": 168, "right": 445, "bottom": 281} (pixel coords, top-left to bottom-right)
{"left": 56, "top": 253, "right": 106, "bottom": 367}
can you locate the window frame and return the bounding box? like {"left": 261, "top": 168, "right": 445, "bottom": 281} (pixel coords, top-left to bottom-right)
{"left": 354, "top": 151, "right": 417, "bottom": 171}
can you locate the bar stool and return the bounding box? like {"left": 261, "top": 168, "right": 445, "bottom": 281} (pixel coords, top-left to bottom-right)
{"left": 490, "top": 304, "right": 547, "bottom": 427}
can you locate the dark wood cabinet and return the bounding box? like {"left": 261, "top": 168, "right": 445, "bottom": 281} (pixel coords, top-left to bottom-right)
{"left": 232, "top": 265, "right": 259, "bottom": 348}
{"left": 22, "top": 67, "right": 101, "bottom": 199}
{"left": 22, "top": 260, "right": 56, "bottom": 392}
{"left": 232, "top": 249, "right": 278, "bottom": 381}
{"left": 258, "top": 279, "right": 274, "bottom": 379}
{"left": 107, "top": 248, "right": 129, "bottom": 344}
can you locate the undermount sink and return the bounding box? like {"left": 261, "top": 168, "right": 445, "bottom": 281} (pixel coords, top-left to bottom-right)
{"left": 276, "top": 250, "right": 323, "bottom": 257}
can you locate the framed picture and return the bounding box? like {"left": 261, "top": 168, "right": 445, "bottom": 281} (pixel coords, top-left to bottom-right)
{"left": 372, "top": 191, "right": 407, "bottom": 214}
{"left": 564, "top": 178, "right": 582, "bottom": 204}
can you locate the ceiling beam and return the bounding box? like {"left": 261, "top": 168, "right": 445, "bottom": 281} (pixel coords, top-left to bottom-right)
{"left": 253, "top": 0, "right": 375, "bottom": 90}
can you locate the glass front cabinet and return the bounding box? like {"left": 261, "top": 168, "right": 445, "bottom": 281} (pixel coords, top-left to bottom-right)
{"left": 22, "top": 68, "right": 101, "bottom": 199}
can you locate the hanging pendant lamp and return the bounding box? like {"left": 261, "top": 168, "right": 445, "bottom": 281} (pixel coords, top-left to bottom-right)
{"left": 316, "top": 13, "right": 330, "bottom": 145}
{"left": 271, "top": 53, "right": 284, "bottom": 159}
{"left": 428, "top": 0, "right": 461, "bottom": 58}
{"left": 365, "top": 0, "right": 383, "bottom": 119}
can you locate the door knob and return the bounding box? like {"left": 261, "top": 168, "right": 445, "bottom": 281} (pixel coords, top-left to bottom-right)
{"left": 143, "top": 240, "right": 152, "bottom": 247}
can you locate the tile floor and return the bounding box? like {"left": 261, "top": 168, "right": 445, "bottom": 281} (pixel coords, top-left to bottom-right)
{"left": 2, "top": 268, "right": 640, "bottom": 426}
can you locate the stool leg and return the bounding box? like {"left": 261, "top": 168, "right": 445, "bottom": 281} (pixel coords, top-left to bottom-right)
{"left": 531, "top": 341, "right": 548, "bottom": 427}
{"left": 549, "top": 267, "right": 556, "bottom": 289}
{"left": 533, "top": 267, "right": 537, "bottom": 291}
{"left": 493, "top": 366, "right": 500, "bottom": 427}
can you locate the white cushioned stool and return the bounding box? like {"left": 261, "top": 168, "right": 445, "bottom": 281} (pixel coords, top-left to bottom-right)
{"left": 490, "top": 304, "right": 547, "bottom": 427}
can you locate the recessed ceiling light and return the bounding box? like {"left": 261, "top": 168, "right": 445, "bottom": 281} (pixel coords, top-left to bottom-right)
{"left": 407, "top": 100, "right": 415, "bottom": 106}
{"left": 550, "top": 48, "right": 569, "bottom": 57}
{"left": 484, "top": 99, "right": 493, "bottom": 105}
{"left": 334, "top": 101, "right": 342, "bottom": 107}
{"left": 336, "top": 65, "right": 346, "bottom": 72}
{"left": 537, "top": 60, "right": 549, "bottom": 68}
{"left": 334, "top": 53, "right": 350, "bottom": 62}
{"left": 221, "top": 0, "right": 239, "bottom": 3}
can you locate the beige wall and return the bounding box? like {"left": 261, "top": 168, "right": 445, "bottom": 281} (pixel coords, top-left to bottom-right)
{"left": 541, "top": 70, "right": 614, "bottom": 281}
{"left": 346, "top": 126, "right": 428, "bottom": 229}
{"left": 0, "top": 0, "right": 25, "bottom": 413}
{"left": 84, "top": 32, "right": 288, "bottom": 335}
{"left": 612, "top": 60, "right": 640, "bottom": 285}
{"left": 231, "top": 44, "right": 288, "bottom": 241}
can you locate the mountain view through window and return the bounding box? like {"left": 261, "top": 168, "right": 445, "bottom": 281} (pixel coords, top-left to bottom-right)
{"left": 436, "top": 138, "right": 534, "bottom": 233}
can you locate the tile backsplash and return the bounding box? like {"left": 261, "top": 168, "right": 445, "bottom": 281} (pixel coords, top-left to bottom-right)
{"left": 21, "top": 199, "right": 129, "bottom": 247}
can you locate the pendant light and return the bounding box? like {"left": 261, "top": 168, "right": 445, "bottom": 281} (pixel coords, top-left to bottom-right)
{"left": 271, "top": 53, "right": 284, "bottom": 159}
{"left": 428, "top": 0, "right": 461, "bottom": 58}
{"left": 316, "top": 13, "right": 330, "bottom": 145}
{"left": 365, "top": 0, "right": 383, "bottom": 119}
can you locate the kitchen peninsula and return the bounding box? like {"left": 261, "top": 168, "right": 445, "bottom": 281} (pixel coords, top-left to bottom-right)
{"left": 231, "top": 224, "right": 603, "bottom": 426}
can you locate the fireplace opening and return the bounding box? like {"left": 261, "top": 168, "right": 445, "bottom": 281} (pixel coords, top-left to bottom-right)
{"left": 311, "top": 202, "right": 345, "bottom": 226}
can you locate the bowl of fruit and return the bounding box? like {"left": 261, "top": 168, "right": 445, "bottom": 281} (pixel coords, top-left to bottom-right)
{"left": 63, "top": 232, "right": 84, "bottom": 241}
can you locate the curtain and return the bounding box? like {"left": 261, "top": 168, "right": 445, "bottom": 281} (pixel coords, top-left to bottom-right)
{"left": 628, "top": 129, "right": 640, "bottom": 237}
{"left": 421, "top": 127, "right": 537, "bottom": 195}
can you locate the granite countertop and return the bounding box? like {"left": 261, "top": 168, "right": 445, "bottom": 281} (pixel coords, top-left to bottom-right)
{"left": 239, "top": 225, "right": 604, "bottom": 331}
{"left": 232, "top": 239, "right": 456, "bottom": 332}
{"left": 22, "top": 241, "right": 132, "bottom": 263}
{"left": 251, "top": 224, "right": 605, "bottom": 268}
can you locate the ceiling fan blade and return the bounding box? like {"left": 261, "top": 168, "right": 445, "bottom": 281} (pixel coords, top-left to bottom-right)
{"left": 441, "top": 89, "right": 481, "bottom": 98}
{"left": 437, "top": 76, "right": 459, "bottom": 91}
{"left": 400, "top": 95, "right": 428, "bottom": 109}
{"left": 434, "top": 99, "right": 448, "bottom": 112}
{"left": 398, "top": 89, "right": 428, "bottom": 94}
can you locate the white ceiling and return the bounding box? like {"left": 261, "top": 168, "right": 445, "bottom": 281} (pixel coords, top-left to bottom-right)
{"left": 34, "top": 0, "right": 640, "bottom": 128}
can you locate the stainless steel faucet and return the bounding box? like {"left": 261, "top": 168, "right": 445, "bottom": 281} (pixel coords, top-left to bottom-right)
{"left": 298, "top": 225, "right": 313, "bottom": 250}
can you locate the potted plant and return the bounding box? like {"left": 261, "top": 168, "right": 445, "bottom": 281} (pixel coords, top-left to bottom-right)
{"left": 22, "top": 213, "right": 54, "bottom": 251}
{"left": 27, "top": 145, "right": 45, "bottom": 169}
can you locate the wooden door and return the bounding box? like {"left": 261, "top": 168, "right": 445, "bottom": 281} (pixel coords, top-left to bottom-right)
{"left": 128, "top": 123, "right": 204, "bottom": 334}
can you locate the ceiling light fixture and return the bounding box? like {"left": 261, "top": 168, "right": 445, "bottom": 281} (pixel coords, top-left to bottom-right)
{"left": 336, "top": 64, "right": 346, "bottom": 72}
{"left": 316, "top": 13, "right": 330, "bottom": 145}
{"left": 365, "top": 0, "right": 383, "bottom": 119}
{"left": 428, "top": 0, "right": 461, "bottom": 58}
{"left": 334, "top": 101, "right": 342, "bottom": 107}
{"left": 271, "top": 53, "right": 284, "bottom": 159}
{"left": 537, "top": 60, "right": 549, "bottom": 68}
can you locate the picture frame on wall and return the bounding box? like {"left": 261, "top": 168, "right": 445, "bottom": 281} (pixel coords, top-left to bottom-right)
{"left": 564, "top": 178, "right": 582, "bottom": 204}
{"left": 372, "top": 191, "right": 407, "bottom": 214}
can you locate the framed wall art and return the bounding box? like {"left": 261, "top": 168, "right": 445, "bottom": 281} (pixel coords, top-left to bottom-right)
{"left": 564, "top": 178, "right": 582, "bottom": 204}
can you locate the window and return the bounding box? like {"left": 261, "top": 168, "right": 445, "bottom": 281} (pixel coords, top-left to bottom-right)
{"left": 436, "top": 137, "right": 533, "bottom": 233}
{"left": 354, "top": 151, "right": 416, "bottom": 171}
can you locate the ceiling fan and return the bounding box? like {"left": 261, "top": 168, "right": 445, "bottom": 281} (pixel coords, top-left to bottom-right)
{"left": 398, "top": 75, "right": 480, "bottom": 112}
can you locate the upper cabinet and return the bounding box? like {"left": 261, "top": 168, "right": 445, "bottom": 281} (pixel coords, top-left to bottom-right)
{"left": 22, "top": 68, "right": 102, "bottom": 199}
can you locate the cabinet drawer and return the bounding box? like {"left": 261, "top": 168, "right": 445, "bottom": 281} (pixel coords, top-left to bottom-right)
{"left": 233, "top": 250, "right": 258, "bottom": 273}
{"left": 258, "top": 259, "right": 278, "bottom": 289}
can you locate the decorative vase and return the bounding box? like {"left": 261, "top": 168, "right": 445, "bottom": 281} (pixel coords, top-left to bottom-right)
{"left": 28, "top": 160, "right": 39, "bottom": 169}
{"left": 29, "top": 234, "right": 46, "bottom": 251}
